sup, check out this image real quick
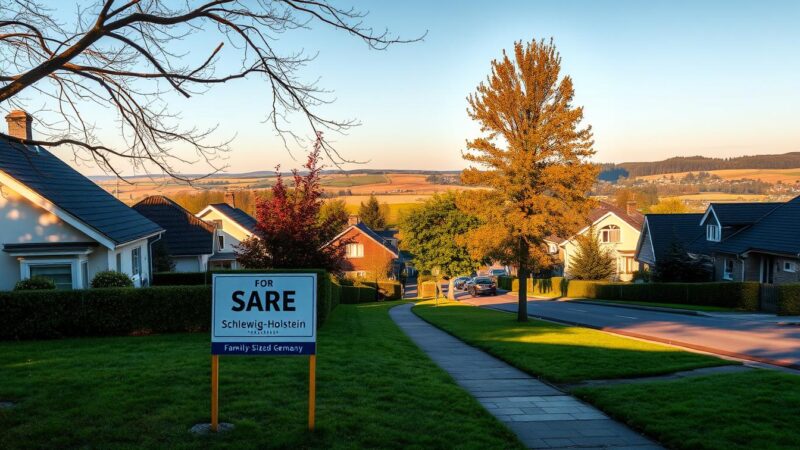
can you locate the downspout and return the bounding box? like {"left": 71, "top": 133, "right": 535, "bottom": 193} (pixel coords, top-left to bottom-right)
{"left": 740, "top": 255, "right": 745, "bottom": 281}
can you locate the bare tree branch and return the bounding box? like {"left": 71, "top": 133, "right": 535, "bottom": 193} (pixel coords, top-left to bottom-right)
{"left": 0, "top": 0, "right": 424, "bottom": 181}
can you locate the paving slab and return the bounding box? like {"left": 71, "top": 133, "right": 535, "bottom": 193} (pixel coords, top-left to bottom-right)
{"left": 390, "top": 303, "right": 661, "bottom": 450}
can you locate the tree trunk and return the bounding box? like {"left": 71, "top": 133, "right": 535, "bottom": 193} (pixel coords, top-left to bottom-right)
{"left": 448, "top": 278, "right": 456, "bottom": 300}
{"left": 517, "top": 238, "right": 529, "bottom": 322}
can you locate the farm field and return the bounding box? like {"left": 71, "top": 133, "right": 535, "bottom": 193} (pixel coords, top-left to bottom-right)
{"left": 95, "top": 172, "right": 471, "bottom": 206}
{"left": 637, "top": 167, "right": 800, "bottom": 184}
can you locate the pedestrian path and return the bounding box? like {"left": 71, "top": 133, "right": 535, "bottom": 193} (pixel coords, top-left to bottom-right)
{"left": 389, "top": 303, "right": 661, "bottom": 449}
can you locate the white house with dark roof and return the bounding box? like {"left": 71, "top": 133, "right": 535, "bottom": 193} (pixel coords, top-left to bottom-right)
{"left": 559, "top": 201, "right": 645, "bottom": 281}
{"left": 0, "top": 110, "right": 164, "bottom": 290}
{"left": 195, "top": 192, "right": 258, "bottom": 269}
{"left": 133, "top": 196, "right": 216, "bottom": 272}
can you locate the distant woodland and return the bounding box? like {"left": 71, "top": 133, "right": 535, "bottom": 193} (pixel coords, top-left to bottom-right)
{"left": 599, "top": 152, "right": 800, "bottom": 181}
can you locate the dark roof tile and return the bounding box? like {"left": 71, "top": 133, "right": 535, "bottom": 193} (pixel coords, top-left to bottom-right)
{"left": 133, "top": 196, "right": 214, "bottom": 256}
{"left": 0, "top": 140, "right": 163, "bottom": 245}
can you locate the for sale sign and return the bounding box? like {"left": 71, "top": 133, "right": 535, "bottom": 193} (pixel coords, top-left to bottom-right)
{"left": 211, "top": 273, "right": 317, "bottom": 355}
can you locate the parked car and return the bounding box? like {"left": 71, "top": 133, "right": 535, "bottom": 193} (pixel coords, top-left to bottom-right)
{"left": 453, "top": 276, "right": 471, "bottom": 290}
{"left": 489, "top": 268, "right": 508, "bottom": 278}
{"left": 468, "top": 277, "right": 497, "bottom": 297}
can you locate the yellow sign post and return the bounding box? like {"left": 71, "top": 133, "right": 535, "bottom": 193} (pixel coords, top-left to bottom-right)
{"left": 211, "top": 354, "right": 219, "bottom": 432}
{"left": 308, "top": 355, "right": 316, "bottom": 430}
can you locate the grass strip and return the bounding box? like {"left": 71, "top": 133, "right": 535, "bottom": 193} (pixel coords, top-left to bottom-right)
{"left": 413, "top": 300, "right": 734, "bottom": 384}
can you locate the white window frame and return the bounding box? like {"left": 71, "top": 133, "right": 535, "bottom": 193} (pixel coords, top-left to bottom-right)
{"left": 19, "top": 257, "right": 89, "bottom": 289}
{"left": 131, "top": 247, "right": 142, "bottom": 276}
{"left": 707, "top": 224, "right": 721, "bottom": 242}
{"left": 346, "top": 243, "right": 364, "bottom": 258}
{"left": 723, "top": 258, "right": 734, "bottom": 280}
{"left": 784, "top": 261, "right": 797, "bottom": 273}
{"left": 547, "top": 242, "right": 558, "bottom": 254}
{"left": 217, "top": 234, "right": 225, "bottom": 251}
{"left": 600, "top": 225, "right": 621, "bottom": 243}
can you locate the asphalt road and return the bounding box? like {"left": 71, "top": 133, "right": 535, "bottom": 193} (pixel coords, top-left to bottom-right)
{"left": 461, "top": 292, "right": 800, "bottom": 369}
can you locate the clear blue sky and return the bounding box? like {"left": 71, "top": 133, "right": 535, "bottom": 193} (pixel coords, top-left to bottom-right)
{"left": 40, "top": 1, "right": 800, "bottom": 175}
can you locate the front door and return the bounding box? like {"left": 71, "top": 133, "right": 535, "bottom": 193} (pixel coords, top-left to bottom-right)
{"left": 760, "top": 255, "right": 775, "bottom": 284}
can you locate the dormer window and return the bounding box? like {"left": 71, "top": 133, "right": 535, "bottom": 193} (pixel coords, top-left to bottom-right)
{"left": 600, "top": 225, "right": 620, "bottom": 243}
{"left": 706, "top": 224, "right": 721, "bottom": 242}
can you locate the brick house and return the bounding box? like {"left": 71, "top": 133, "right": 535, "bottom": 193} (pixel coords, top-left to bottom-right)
{"left": 322, "top": 220, "right": 400, "bottom": 279}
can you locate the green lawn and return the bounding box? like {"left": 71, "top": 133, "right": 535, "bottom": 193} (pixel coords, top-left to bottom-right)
{"left": 413, "top": 301, "right": 733, "bottom": 383}
{"left": 0, "top": 302, "right": 520, "bottom": 449}
{"left": 575, "top": 370, "right": 800, "bottom": 450}
{"left": 574, "top": 299, "right": 737, "bottom": 312}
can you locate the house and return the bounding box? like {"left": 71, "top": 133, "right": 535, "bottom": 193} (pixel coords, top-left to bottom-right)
{"left": 635, "top": 213, "right": 706, "bottom": 270}
{"left": 636, "top": 198, "right": 800, "bottom": 285}
{"left": 0, "top": 110, "right": 163, "bottom": 290}
{"left": 195, "top": 192, "right": 258, "bottom": 269}
{"left": 322, "top": 219, "right": 401, "bottom": 279}
{"left": 132, "top": 196, "right": 216, "bottom": 272}
{"left": 559, "top": 201, "right": 644, "bottom": 281}
{"left": 701, "top": 198, "right": 800, "bottom": 284}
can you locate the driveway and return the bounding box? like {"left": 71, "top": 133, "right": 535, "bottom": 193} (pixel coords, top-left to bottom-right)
{"left": 462, "top": 292, "right": 800, "bottom": 369}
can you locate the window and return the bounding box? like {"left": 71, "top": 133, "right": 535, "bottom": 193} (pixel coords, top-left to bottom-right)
{"left": 784, "top": 261, "right": 797, "bottom": 273}
{"left": 600, "top": 225, "right": 621, "bottom": 243}
{"left": 131, "top": 247, "right": 142, "bottom": 276}
{"left": 345, "top": 243, "right": 364, "bottom": 258}
{"left": 547, "top": 242, "right": 558, "bottom": 254}
{"left": 116, "top": 253, "right": 122, "bottom": 272}
{"left": 723, "top": 258, "right": 734, "bottom": 280}
{"left": 623, "top": 256, "right": 637, "bottom": 274}
{"left": 707, "top": 224, "right": 721, "bottom": 242}
{"left": 218, "top": 234, "right": 225, "bottom": 250}
{"left": 30, "top": 264, "right": 73, "bottom": 289}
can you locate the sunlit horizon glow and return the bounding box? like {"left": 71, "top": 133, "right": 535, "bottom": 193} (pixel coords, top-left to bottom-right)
{"left": 18, "top": 0, "right": 800, "bottom": 176}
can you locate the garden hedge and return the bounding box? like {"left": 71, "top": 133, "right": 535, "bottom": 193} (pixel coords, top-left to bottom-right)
{"left": 567, "top": 280, "right": 760, "bottom": 310}
{"left": 1, "top": 269, "right": 341, "bottom": 340}
{"left": 777, "top": 284, "right": 800, "bottom": 315}
{"left": 498, "top": 276, "right": 565, "bottom": 297}
{"left": 339, "top": 285, "right": 378, "bottom": 304}
{"left": 419, "top": 281, "right": 438, "bottom": 298}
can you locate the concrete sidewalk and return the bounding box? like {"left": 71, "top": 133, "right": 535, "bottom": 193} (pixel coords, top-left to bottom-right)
{"left": 389, "top": 303, "right": 660, "bottom": 450}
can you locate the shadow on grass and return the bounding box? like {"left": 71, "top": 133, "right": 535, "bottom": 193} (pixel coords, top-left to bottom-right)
{"left": 413, "top": 301, "right": 734, "bottom": 384}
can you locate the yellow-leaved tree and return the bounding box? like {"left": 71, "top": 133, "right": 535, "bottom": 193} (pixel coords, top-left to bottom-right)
{"left": 459, "top": 39, "right": 597, "bottom": 321}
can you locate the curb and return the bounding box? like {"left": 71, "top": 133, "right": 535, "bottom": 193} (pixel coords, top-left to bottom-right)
{"left": 566, "top": 300, "right": 710, "bottom": 317}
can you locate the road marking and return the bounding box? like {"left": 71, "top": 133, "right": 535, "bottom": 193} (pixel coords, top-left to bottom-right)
{"left": 615, "top": 314, "right": 638, "bottom": 320}
{"left": 567, "top": 308, "right": 587, "bottom": 313}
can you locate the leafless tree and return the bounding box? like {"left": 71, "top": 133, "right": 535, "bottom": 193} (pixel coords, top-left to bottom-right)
{"left": 0, "top": 0, "right": 421, "bottom": 181}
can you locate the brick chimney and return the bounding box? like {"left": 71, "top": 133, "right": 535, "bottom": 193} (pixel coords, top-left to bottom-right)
{"left": 348, "top": 214, "right": 360, "bottom": 226}
{"left": 224, "top": 191, "right": 236, "bottom": 208}
{"left": 626, "top": 200, "right": 638, "bottom": 216}
{"left": 5, "top": 110, "right": 32, "bottom": 140}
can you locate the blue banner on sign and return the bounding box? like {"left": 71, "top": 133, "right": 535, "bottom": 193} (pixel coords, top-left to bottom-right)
{"left": 212, "top": 342, "right": 316, "bottom": 355}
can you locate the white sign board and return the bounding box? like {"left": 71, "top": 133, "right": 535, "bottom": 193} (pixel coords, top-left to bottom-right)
{"left": 212, "top": 273, "right": 317, "bottom": 355}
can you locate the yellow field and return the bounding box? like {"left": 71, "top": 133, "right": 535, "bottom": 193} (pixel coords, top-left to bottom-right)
{"left": 637, "top": 168, "right": 800, "bottom": 184}
{"left": 662, "top": 193, "right": 771, "bottom": 202}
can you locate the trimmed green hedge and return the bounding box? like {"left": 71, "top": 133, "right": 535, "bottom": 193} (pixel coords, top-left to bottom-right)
{"left": 567, "top": 280, "right": 760, "bottom": 311}
{"left": 778, "top": 284, "right": 800, "bottom": 315}
{"left": 152, "top": 271, "right": 209, "bottom": 285}
{"left": 0, "top": 286, "right": 211, "bottom": 340}
{"left": 419, "top": 281, "right": 438, "bottom": 298}
{"left": 340, "top": 285, "right": 378, "bottom": 304}
{"left": 1, "top": 269, "right": 341, "bottom": 340}
{"left": 498, "top": 276, "right": 565, "bottom": 297}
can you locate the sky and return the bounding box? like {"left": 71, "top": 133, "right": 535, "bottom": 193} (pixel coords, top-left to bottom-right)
{"left": 22, "top": 0, "right": 800, "bottom": 175}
